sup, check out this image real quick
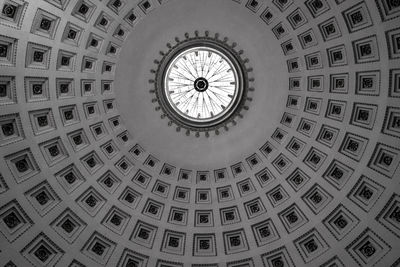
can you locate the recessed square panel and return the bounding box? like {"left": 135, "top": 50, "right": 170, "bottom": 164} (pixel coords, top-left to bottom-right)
{"left": 223, "top": 229, "right": 249, "bottom": 255}
{"left": 355, "top": 70, "right": 380, "bottom": 96}
{"left": 196, "top": 188, "right": 211, "bottom": 204}
{"left": 173, "top": 186, "right": 190, "bottom": 203}
{"left": 261, "top": 247, "right": 295, "bottom": 267}
{"left": 297, "top": 118, "right": 317, "bottom": 137}
{"left": 287, "top": 8, "right": 308, "bottom": 30}
{"left": 97, "top": 170, "right": 121, "bottom": 193}
{"left": 368, "top": 142, "right": 400, "bottom": 178}
{"left": 0, "top": 113, "right": 24, "bottom": 146}
{"left": 56, "top": 49, "right": 76, "bottom": 71}
{"left": 382, "top": 106, "right": 400, "bottom": 138}
{"left": 30, "top": 8, "right": 60, "bottom": 39}
{"left": 342, "top": 1, "right": 373, "bottom": 33}
{"left": 286, "top": 168, "right": 310, "bottom": 192}
{"left": 287, "top": 95, "right": 301, "bottom": 111}
{"left": 0, "top": 35, "right": 17, "bottom": 67}
{"left": 272, "top": 153, "right": 292, "bottom": 174}
{"left": 281, "top": 39, "right": 296, "bottom": 55}
{"left": 316, "top": 124, "right": 339, "bottom": 148}
{"left": 350, "top": 103, "right": 378, "bottom": 129}
{"left": 325, "top": 99, "right": 346, "bottom": 122}
{"left": 287, "top": 57, "right": 301, "bottom": 72}
{"left": 329, "top": 73, "right": 349, "bottom": 94}
{"left": 26, "top": 42, "right": 51, "bottom": 69}
{"left": 272, "top": 128, "right": 288, "bottom": 144}
{"left": 67, "top": 128, "right": 89, "bottom": 152}
{"left": 139, "top": 0, "right": 156, "bottom": 14}
{"left": 278, "top": 203, "right": 308, "bottom": 233}
{"left": 39, "top": 137, "right": 68, "bottom": 166}
{"left": 345, "top": 228, "right": 391, "bottom": 266}
{"left": 305, "top": 0, "right": 330, "bottom": 18}
{"left": 217, "top": 185, "right": 234, "bottom": 202}
{"left": 101, "top": 206, "right": 131, "bottom": 235}
{"left": 352, "top": 35, "right": 380, "bottom": 64}
{"left": 244, "top": 197, "right": 266, "bottom": 219}
{"left": 386, "top": 27, "right": 400, "bottom": 59}
{"left": 251, "top": 219, "right": 280, "bottom": 247}
{"left": 193, "top": 233, "right": 216, "bottom": 256}
{"left": 76, "top": 186, "right": 106, "bottom": 216}
{"left": 293, "top": 228, "right": 330, "bottom": 263}
{"left": 376, "top": 193, "right": 400, "bottom": 238}
{"left": 161, "top": 230, "right": 186, "bottom": 255}
{"left": 272, "top": 22, "right": 289, "bottom": 40}
{"left": 348, "top": 175, "right": 384, "bottom": 212}
{"left": 323, "top": 204, "right": 360, "bottom": 240}
{"left": 142, "top": 198, "right": 164, "bottom": 220}
{"left": 21, "top": 232, "right": 64, "bottom": 266}
{"left": 303, "top": 147, "right": 327, "bottom": 172}
{"left": 307, "top": 75, "right": 324, "bottom": 92}
{"left": 5, "top": 148, "right": 40, "bottom": 183}
{"left": 327, "top": 44, "right": 348, "bottom": 67}
{"left": 0, "top": 75, "right": 17, "bottom": 105}
{"left": 168, "top": 207, "right": 188, "bottom": 226}
{"left": 260, "top": 7, "right": 275, "bottom": 25}
{"left": 376, "top": 0, "right": 400, "bottom": 21}
{"left": 117, "top": 249, "right": 149, "bottom": 267}
{"left": 24, "top": 77, "right": 49, "bottom": 102}
{"left": 272, "top": 0, "right": 292, "bottom": 11}
{"left": 301, "top": 183, "right": 333, "bottom": 214}
{"left": 54, "top": 164, "right": 85, "bottom": 194}
{"left": 260, "top": 141, "right": 277, "bottom": 159}
{"left": 81, "top": 232, "right": 116, "bottom": 265}
{"left": 220, "top": 206, "right": 241, "bottom": 225}
{"left": 322, "top": 159, "right": 353, "bottom": 190}
{"left": 289, "top": 77, "right": 302, "bottom": 91}
{"left": 286, "top": 136, "right": 306, "bottom": 157}
{"left": 298, "top": 29, "right": 318, "bottom": 49}
{"left": 304, "top": 97, "right": 323, "bottom": 115}
{"left": 0, "top": 199, "right": 33, "bottom": 242}
{"left": 24, "top": 180, "right": 61, "bottom": 217}
{"left": 51, "top": 208, "right": 87, "bottom": 243}
{"left": 255, "top": 167, "right": 276, "bottom": 187}
{"left": 72, "top": 0, "right": 96, "bottom": 22}
{"left": 389, "top": 68, "right": 400, "bottom": 98}
{"left": 107, "top": 0, "right": 126, "bottom": 14}
{"left": 119, "top": 186, "right": 141, "bottom": 209}
{"left": 124, "top": 8, "right": 142, "bottom": 26}
{"left": 130, "top": 220, "right": 157, "bottom": 249}
{"left": 319, "top": 17, "right": 342, "bottom": 41}
{"left": 267, "top": 185, "right": 290, "bottom": 207}
{"left": 0, "top": 0, "right": 28, "bottom": 29}
{"left": 94, "top": 11, "right": 114, "bottom": 33}
{"left": 304, "top": 51, "right": 323, "bottom": 70}
{"left": 45, "top": 0, "right": 70, "bottom": 10}
{"left": 339, "top": 132, "right": 368, "bottom": 162}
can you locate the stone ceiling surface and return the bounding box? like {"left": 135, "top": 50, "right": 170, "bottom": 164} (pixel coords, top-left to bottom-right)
{"left": 0, "top": 0, "right": 399, "bottom": 266}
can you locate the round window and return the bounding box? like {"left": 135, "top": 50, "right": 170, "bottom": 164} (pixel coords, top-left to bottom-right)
{"left": 152, "top": 34, "right": 251, "bottom": 134}
{"left": 164, "top": 46, "right": 239, "bottom": 123}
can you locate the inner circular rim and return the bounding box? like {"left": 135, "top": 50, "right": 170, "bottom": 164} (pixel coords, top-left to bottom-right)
{"left": 194, "top": 77, "right": 209, "bottom": 92}
{"left": 163, "top": 46, "right": 240, "bottom": 124}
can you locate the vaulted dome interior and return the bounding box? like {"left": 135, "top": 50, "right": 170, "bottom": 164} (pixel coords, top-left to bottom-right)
{"left": 0, "top": 0, "right": 400, "bottom": 266}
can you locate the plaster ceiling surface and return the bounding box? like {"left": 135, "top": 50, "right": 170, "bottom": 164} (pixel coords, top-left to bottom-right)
{"left": 0, "top": 0, "right": 399, "bottom": 266}
{"left": 114, "top": 0, "right": 288, "bottom": 169}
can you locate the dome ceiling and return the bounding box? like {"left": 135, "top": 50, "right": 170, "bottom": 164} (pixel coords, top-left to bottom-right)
{"left": 0, "top": 0, "right": 399, "bottom": 266}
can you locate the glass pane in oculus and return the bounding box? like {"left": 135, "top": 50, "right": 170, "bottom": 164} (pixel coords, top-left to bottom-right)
{"left": 164, "top": 47, "right": 239, "bottom": 123}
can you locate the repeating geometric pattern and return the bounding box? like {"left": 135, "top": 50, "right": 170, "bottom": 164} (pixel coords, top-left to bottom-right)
{"left": 0, "top": 0, "right": 399, "bottom": 266}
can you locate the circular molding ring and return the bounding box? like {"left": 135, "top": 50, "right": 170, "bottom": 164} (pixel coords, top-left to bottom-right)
{"left": 150, "top": 31, "right": 254, "bottom": 137}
